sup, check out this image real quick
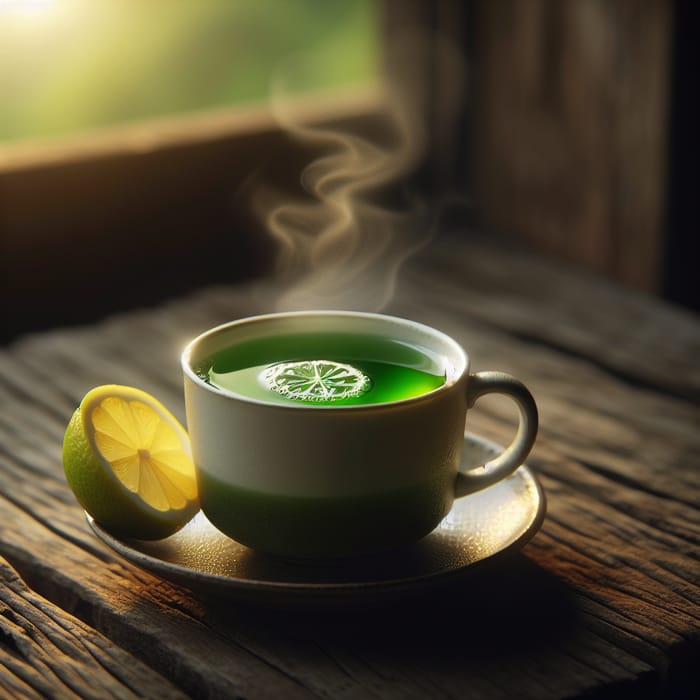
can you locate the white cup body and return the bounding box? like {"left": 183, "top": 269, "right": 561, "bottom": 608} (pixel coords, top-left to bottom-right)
{"left": 182, "top": 311, "right": 470, "bottom": 558}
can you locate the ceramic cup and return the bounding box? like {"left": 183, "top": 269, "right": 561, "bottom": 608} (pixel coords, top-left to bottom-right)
{"left": 181, "top": 311, "right": 538, "bottom": 558}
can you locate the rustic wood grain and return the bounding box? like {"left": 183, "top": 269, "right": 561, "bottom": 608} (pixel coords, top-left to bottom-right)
{"left": 1, "top": 234, "right": 698, "bottom": 698}
{"left": 0, "top": 557, "right": 189, "bottom": 700}
{"left": 471, "top": 0, "right": 671, "bottom": 294}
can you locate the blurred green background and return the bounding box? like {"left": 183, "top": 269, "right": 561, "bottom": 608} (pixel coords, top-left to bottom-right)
{"left": 0, "top": 0, "right": 378, "bottom": 142}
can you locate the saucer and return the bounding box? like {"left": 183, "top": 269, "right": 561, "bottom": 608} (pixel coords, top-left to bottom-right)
{"left": 87, "top": 433, "right": 545, "bottom": 604}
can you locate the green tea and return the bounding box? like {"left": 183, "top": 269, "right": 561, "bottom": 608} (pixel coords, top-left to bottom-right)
{"left": 196, "top": 331, "right": 446, "bottom": 406}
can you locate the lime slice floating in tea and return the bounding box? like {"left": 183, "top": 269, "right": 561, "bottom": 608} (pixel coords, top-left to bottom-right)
{"left": 62, "top": 385, "right": 199, "bottom": 540}
{"left": 262, "top": 360, "right": 372, "bottom": 402}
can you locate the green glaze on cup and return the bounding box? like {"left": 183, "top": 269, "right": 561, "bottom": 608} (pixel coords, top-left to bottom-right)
{"left": 197, "top": 469, "right": 453, "bottom": 559}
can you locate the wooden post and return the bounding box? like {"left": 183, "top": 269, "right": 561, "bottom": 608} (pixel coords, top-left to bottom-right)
{"left": 470, "top": 0, "right": 672, "bottom": 293}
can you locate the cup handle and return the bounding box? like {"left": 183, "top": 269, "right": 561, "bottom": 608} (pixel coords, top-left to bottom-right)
{"left": 455, "top": 371, "right": 539, "bottom": 498}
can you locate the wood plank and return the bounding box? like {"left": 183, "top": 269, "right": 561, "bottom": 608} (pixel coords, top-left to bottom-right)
{"left": 0, "top": 557, "right": 188, "bottom": 700}
{"left": 0, "top": 500, "right": 319, "bottom": 700}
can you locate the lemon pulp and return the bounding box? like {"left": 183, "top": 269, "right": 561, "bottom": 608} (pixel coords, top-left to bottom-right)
{"left": 63, "top": 385, "right": 199, "bottom": 540}
{"left": 91, "top": 395, "right": 197, "bottom": 512}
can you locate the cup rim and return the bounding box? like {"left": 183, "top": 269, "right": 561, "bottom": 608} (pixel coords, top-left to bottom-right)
{"left": 181, "top": 310, "right": 469, "bottom": 411}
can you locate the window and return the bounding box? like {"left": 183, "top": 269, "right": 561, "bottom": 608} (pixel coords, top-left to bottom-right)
{"left": 0, "top": 0, "right": 383, "bottom": 341}
{"left": 0, "top": 0, "right": 378, "bottom": 143}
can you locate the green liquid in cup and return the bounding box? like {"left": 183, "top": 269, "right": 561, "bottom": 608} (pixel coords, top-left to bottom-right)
{"left": 196, "top": 331, "right": 447, "bottom": 406}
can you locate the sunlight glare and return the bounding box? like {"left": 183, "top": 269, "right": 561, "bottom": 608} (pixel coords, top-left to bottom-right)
{"left": 0, "top": 0, "right": 55, "bottom": 14}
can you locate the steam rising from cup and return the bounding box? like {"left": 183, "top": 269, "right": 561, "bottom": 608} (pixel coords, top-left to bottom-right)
{"left": 252, "top": 30, "right": 464, "bottom": 312}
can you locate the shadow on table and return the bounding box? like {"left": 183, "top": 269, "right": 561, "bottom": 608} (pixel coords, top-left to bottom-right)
{"left": 202, "top": 552, "right": 575, "bottom": 661}
{"left": 204, "top": 552, "right": 697, "bottom": 700}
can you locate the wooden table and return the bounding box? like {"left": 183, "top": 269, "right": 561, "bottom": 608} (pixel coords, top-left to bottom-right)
{"left": 1, "top": 233, "right": 698, "bottom": 699}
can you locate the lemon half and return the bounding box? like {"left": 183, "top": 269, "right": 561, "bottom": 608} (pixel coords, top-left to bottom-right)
{"left": 63, "top": 385, "right": 199, "bottom": 540}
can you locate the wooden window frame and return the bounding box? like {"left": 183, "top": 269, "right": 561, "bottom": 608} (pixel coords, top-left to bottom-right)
{"left": 0, "top": 87, "right": 387, "bottom": 341}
